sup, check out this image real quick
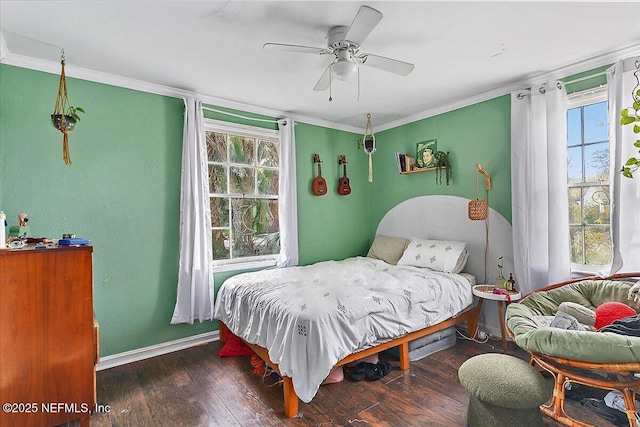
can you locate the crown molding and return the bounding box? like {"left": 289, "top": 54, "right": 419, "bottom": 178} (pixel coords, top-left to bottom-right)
{"left": 3, "top": 42, "right": 639, "bottom": 135}
{"left": 375, "top": 43, "right": 640, "bottom": 133}
{"left": 0, "top": 52, "right": 363, "bottom": 135}
{"left": 0, "top": 32, "right": 8, "bottom": 61}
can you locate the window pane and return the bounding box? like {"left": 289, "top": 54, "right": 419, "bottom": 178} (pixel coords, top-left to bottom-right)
{"left": 230, "top": 198, "right": 279, "bottom": 257}
{"left": 254, "top": 199, "right": 279, "bottom": 256}
{"left": 584, "top": 226, "right": 612, "bottom": 265}
{"left": 229, "top": 136, "right": 255, "bottom": 165}
{"left": 568, "top": 187, "right": 582, "bottom": 224}
{"left": 205, "top": 123, "right": 280, "bottom": 264}
{"left": 257, "top": 169, "right": 279, "bottom": 195}
{"left": 566, "top": 98, "right": 611, "bottom": 269}
{"left": 584, "top": 142, "right": 609, "bottom": 182}
{"left": 208, "top": 165, "right": 227, "bottom": 193}
{"left": 583, "top": 102, "right": 608, "bottom": 143}
{"left": 583, "top": 186, "right": 610, "bottom": 225}
{"left": 230, "top": 167, "right": 255, "bottom": 194}
{"left": 569, "top": 226, "right": 583, "bottom": 264}
{"left": 567, "top": 108, "right": 581, "bottom": 147}
{"left": 567, "top": 146, "right": 582, "bottom": 183}
{"left": 210, "top": 197, "right": 229, "bottom": 227}
{"left": 212, "top": 229, "right": 230, "bottom": 260}
{"left": 258, "top": 140, "right": 279, "bottom": 167}
{"left": 206, "top": 132, "right": 227, "bottom": 162}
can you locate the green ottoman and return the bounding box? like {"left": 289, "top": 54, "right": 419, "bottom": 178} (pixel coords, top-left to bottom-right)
{"left": 458, "top": 353, "right": 551, "bottom": 427}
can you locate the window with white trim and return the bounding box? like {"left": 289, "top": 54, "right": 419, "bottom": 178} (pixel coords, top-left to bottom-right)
{"left": 566, "top": 87, "right": 611, "bottom": 271}
{"left": 205, "top": 119, "right": 280, "bottom": 267}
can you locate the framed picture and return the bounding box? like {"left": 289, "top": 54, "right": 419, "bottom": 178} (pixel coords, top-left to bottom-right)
{"left": 416, "top": 139, "right": 437, "bottom": 168}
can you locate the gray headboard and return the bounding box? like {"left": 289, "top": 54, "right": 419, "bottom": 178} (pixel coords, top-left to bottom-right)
{"left": 376, "top": 195, "right": 513, "bottom": 286}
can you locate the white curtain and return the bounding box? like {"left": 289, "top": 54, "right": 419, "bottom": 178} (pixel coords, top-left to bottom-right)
{"left": 171, "top": 98, "right": 214, "bottom": 324}
{"left": 511, "top": 81, "right": 571, "bottom": 295}
{"left": 605, "top": 59, "right": 640, "bottom": 274}
{"left": 276, "top": 118, "right": 299, "bottom": 267}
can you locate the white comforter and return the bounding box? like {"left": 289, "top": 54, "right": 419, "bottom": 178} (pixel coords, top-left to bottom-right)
{"left": 213, "top": 257, "right": 473, "bottom": 403}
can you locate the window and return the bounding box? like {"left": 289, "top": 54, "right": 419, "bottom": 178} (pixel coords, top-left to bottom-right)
{"left": 566, "top": 88, "right": 611, "bottom": 270}
{"left": 205, "top": 119, "right": 280, "bottom": 266}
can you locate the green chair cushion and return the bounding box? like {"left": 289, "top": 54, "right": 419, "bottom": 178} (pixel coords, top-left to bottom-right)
{"left": 505, "top": 279, "right": 640, "bottom": 363}
{"left": 458, "top": 353, "right": 551, "bottom": 409}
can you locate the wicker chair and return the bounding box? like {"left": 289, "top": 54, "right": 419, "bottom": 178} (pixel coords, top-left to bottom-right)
{"left": 505, "top": 273, "right": 640, "bottom": 427}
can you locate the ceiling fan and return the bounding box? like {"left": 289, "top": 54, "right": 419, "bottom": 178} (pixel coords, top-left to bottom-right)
{"left": 263, "top": 5, "right": 415, "bottom": 97}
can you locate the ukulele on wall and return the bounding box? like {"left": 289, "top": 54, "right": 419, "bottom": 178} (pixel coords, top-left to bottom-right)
{"left": 338, "top": 155, "right": 351, "bottom": 195}
{"left": 312, "top": 154, "right": 327, "bottom": 196}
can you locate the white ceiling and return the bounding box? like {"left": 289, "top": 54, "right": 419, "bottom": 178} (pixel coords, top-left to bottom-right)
{"left": 1, "top": 1, "right": 640, "bottom": 131}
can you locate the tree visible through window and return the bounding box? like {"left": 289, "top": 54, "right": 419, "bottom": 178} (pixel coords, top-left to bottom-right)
{"left": 205, "top": 121, "right": 280, "bottom": 263}
{"left": 567, "top": 95, "right": 611, "bottom": 267}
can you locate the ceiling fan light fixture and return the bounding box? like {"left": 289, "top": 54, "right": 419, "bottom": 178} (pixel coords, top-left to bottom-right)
{"left": 332, "top": 59, "right": 358, "bottom": 81}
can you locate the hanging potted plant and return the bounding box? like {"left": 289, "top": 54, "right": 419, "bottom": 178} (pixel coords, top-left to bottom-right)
{"left": 51, "top": 50, "right": 85, "bottom": 165}
{"left": 51, "top": 106, "right": 85, "bottom": 132}
{"left": 434, "top": 151, "right": 452, "bottom": 185}
{"left": 619, "top": 60, "right": 640, "bottom": 178}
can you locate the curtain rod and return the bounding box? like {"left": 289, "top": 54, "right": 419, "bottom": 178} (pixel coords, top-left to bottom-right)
{"left": 560, "top": 70, "right": 608, "bottom": 87}
{"left": 202, "top": 105, "right": 280, "bottom": 124}
{"left": 517, "top": 70, "right": 609, "bottom": 99}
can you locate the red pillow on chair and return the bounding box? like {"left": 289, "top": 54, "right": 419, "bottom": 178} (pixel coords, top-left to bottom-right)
{"left": 217, "top": 332, "right": 255, "bottom": 357}
{"left": 594, "top": 302, "right": 637, "bottom": 330}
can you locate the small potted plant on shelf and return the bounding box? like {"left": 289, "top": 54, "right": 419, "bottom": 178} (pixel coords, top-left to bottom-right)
{"left": 434, "top": 151, "right": 452, "bottom": 185}
{"left": 51, "top": 106, "right": 85, "bottom": 132}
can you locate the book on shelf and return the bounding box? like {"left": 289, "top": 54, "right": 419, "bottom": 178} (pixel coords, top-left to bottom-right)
{"left": 396, "top": 152, "right": 419, "bottom": 173}
{"left": 405, "top": 155, "right": 416, "bottom": 172}
{"left": 395, "top": 152, "right": 406, "bottom": 173}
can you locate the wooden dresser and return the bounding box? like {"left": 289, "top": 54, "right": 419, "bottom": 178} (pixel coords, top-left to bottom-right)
{"left": 0, "top": 246, "right": 98, "bottom": 427}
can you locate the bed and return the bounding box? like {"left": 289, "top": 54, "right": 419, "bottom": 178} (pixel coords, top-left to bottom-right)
{"left": 214, "top": 195, "right": 514, "bottom": 417}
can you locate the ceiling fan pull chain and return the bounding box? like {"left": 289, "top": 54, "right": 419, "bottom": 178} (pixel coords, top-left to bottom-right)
{"left": 357, "top": 67, "right": 361, "bottom": 101}
{"left": 329, "top": 64, "right": 333, "bottom": 101}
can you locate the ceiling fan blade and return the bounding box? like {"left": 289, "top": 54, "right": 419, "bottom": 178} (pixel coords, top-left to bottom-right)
{"left": 313, "top": 65, "right": 332, "bottom": 91}
{"left": 263, "top": 43, "right": 326, "bottom": 55}
{"left": 359, "top": 54, "right": 415, "bottom": 76}
{"left": 344, "top": 6, "right": 383, "bottom": 46}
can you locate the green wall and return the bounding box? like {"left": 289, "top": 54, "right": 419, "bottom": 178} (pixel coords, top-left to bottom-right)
{"left": 368, "top": 96, "right": 512, "bottom": 239}
{"left": 0, "top": 62, "right": 514, "bottom": 358}
{"left": 0, "top": 64, "right": 367, "bottom": 356}
{"left": 294, "top": 123, "right": 371, "bottom": 265}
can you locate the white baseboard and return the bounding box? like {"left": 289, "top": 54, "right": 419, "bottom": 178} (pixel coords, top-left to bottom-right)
{"left": 97, "top": 331, "right": 219, "bottom": 371}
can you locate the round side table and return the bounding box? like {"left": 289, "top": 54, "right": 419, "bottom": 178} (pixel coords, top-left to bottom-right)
{"left": 472, "top": 285, "right": 521, "bottom": 354}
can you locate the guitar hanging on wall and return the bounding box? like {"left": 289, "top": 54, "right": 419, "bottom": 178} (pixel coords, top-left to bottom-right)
{"left": 338, "top": 155, "right": 351, "bottom": 195}
{"left": 312, "top": 153, "right": 327, "bottom": 196}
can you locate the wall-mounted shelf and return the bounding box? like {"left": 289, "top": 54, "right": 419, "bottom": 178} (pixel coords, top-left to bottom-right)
{"left": 399, "top": 166, "right": 446, "bottom": 175}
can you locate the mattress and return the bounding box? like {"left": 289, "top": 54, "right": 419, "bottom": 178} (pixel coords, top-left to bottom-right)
{"left": 214, "top": 256, "right": 473, "bottom": 403}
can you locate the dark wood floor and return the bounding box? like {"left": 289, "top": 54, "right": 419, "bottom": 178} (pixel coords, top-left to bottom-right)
{"left": 64, "top": 334, "right": 617, "bottom": 427}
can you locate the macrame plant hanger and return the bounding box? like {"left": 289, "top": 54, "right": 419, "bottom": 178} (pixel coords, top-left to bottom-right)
{"left": 52, "top": 49, "right": 73, "bottom": 165}
{"left": 362, "top": 113, "right": 376, "bottom": 182}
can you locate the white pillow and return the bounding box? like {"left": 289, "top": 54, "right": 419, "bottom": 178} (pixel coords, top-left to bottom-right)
{"left": 397, "top": 237, "right": 467, "bottom": 273}
{"left": 452, "top": 250, "right": 469, "bottom": 274}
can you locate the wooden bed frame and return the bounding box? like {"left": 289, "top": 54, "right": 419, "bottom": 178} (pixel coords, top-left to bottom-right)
{"left": 216, "top": 195, "right": 513, "bottom": 418}
{"left": 219, "top": 303, "right": 481, "bottom": 418}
